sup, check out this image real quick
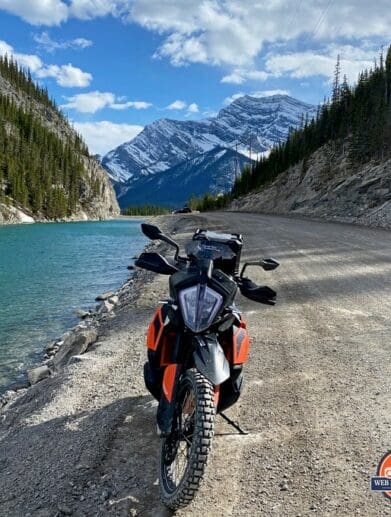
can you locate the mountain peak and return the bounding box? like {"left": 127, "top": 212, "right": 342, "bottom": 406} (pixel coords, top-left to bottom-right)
{"left": 102, "top": 93, "right": 317, "bottom": 204}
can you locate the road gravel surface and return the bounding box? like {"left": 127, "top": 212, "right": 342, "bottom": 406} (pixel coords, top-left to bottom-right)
{"left": 0, "top": 212, "right": 390, "bottom": 516}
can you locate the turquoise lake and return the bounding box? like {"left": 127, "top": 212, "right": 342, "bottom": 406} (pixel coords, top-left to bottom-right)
{"left": 0, "top": 219, "right": 146, "bottom": 391}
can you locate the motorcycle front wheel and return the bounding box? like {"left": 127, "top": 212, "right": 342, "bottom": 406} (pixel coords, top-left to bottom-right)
{"left": 159, "top": 368, "right": 215, "bottom": 510}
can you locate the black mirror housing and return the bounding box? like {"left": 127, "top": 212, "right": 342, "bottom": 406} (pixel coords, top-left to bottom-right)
{"left": 261, "top": 258, "right": 279, "bottom": 271}
{"left": 141, "top": 223, "right": 163, "bottom": 240}
{"left": 141, "top": 223, "right": 180, "bottom": 259}
{"left": 240, "top": 257, "right": 279, "bottom": 277}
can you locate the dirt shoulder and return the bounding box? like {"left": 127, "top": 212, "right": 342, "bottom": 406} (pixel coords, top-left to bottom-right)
{"left": 0, "top": 212, "right": 389, "bottom": 516}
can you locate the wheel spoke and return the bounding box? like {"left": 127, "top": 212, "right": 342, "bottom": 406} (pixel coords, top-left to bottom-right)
{"left": 160, "top": 370, "right": 215, "bottom": 508}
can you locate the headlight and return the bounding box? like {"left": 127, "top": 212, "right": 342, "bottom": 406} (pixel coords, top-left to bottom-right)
{"left": 179, "top": 285, "right": 223, "bottom": 333}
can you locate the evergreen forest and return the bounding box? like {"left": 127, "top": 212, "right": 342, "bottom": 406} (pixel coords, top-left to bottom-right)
{"left": 0, "top": 55, "right": 92, "bottom": 219}
{"left": 191, "top": 45, "right": 391, "bottom": 211}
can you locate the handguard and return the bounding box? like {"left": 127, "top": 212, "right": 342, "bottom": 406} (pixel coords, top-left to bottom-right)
{"left": 239, "top": 278, "right": 276, "bottom": 305}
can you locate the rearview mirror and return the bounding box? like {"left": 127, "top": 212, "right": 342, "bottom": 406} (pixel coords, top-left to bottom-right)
{"left": 141, "top": 223, "right": 180, "bottom": 259}
{"left": 141, "top": 223, "right": 163, "bottom": 240}
{"left": 135, "top": 252, "right": 178, "bottom": 275}
{"left": 260, "top": 258, "right": 279, "bottom": 271}
{"left": 240, "top": 258, "right": 279, "bottom": 277}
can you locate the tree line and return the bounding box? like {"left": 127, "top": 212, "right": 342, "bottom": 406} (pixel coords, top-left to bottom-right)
{"left": 191, "top": 45, "right": 391, "bottom": 210}
{"left": 122, "top": 204, "right": 170, "bottom": 216}
{"left": 0, "top": 55, "right": 95, "bottom": 219}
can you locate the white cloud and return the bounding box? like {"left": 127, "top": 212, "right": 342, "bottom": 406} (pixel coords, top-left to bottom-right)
{"left": 223, "top": 93, "right": 245, "bottom": 106}
{"left": 111, "top": 100, "right": 152, "bottom": 110}
{"left": 166, "top": 100, "right": 187, "bottom": 110}
{"left": 1, "top": 1, "right": 390, "bottom": 88}
{"left": 0, "top": 39, "right": 92, "bottom": 87}
{"left": 166, "top": 100, "right": 199, "bottom": 115}
{"left": 252, "top": 89, "right": 291, "bottom": 98}
{"left": 33, "top": 32, "right": 92, "bottom": 53}
{"left": 130, "top": 0, "right": 391, "bottom": 69}
{"left": 62, "top": 91, "right": 152, "bottom": 113}
{"left": 68, "top": 0, "right": 127, "bottom": 20}
{"left": 0, "top": 0, "right": 68, "bottom": 25}
{"left": 36, "top": 63, "right": 92, "bottom": 87}
{"left": 221, "top": 68, "right": 268, "bottom": 84}
{"left": 0, "top": 40, "right": 43, "bottom": 72}
{"left": 62, "top": 91, "right": 115, "bottom": 113}
{"left": 73, "top": 121, "right": 143, "bottom": 156}
{"left": 265, "top": 44, "right": 376, "bottom": 82}
{"left": 223, "top": 89, "right": 291, "bottom": 105}
{"left": 187, "top": 102, "right": 199, "bottom": 113}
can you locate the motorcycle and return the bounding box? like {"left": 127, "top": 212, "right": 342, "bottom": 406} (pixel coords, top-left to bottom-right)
{"left": 135, "top": 223, "right": 279, "bottom": 509}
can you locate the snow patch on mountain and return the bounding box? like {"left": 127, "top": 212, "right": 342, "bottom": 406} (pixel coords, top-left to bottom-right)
{"left": 103, "top": 95, "right": 316, "bottom": 185}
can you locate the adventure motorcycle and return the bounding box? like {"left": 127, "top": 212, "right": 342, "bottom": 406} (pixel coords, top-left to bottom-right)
{"left": 135, "top": 223, "right": 279, "bottom": 509}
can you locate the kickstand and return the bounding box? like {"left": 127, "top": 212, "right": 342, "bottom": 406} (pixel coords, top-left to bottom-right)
{"left": 219, "top": 412, "right": 249, "bottom": 435}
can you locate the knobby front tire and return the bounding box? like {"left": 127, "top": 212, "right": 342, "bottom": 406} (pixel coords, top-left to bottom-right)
{"left": 159, "top": 368, "right": 215, "bottom": 510}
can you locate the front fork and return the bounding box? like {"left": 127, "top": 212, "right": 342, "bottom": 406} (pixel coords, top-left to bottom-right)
{"left": 157, "top": 364, "right": 221, "bottom": 436}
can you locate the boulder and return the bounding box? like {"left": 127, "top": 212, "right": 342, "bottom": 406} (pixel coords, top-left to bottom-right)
{"left": 75, "top": 309, "right": 90, "bottom": 319}
{"left": 95, "top": 291, "right": 115, "bottom": 301}
{"left": 28, "top": 365, "right": 51, "bottom": 385}
{"left": 52, "top": 328, "right": 98, "bottom": 368}
{"left": 103, "top": 300, "right": 114, "bottom": 312}
{"left": 108, "top": 295, "right": 119, "bottom": 305}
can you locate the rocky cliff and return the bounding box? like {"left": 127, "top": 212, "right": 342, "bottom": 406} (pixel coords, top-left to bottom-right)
{"left": 0, "top": 58, "right": 119, "bottom": 224}
{"left": 231, "top": 142, "right": 391, "bottom": 229}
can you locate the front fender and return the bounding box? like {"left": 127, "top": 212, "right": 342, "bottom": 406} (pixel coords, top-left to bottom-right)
{"left": 193, "top": 335, "right": 230, "bottom": 385}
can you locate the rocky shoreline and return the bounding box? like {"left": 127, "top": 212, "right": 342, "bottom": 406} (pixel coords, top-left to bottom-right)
{"left": 0, "top": 202, "right": 120, "bottom": 225}
{"left": 0, "top": 273, "right": 134, "bottom": 409}
{"left": 0, "top": 221, "right": 164, "bottom": 411}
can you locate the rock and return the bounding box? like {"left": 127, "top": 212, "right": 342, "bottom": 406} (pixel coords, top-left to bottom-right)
{"left": 45, "top": 342, "right": 58, "bottom": 354}
{"left": 108, "top": 295, "right": 119, "bottom": 305}
{"left": 95, "top": 291, "right": 115, "bottom": 301}
{"left": 127, "top": 264, "right": 135, "bottom": 270}
{"left": 103, "top": 300, "right": 114, "bottom": 312}
{"left": 75, "top": 309, "right": 90, "bottom": 319}
{"left": 52, "top": 329, "right": 98, "bottom": 368}
{"left": 0, "top": 390, "right": 17, "bottom": 406}
{"left": 57, "top": 503, "right": 72, "bottom": 515}
{"left": 27, "top": 365, "right": 51, "bottom": 385}
{"left": 279, "top": 481, "right": 289, "bottom": 491}
{"left": 68, "top": 355, "right": 89, "bottom": 365}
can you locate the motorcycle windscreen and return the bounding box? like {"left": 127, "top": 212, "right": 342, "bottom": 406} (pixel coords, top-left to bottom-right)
{"left": 193, "top": 335, "right": 230, "bottom": 385}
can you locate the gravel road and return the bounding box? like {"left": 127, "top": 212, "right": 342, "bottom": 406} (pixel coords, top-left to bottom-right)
{"left": 0, "top": 212, "right": 390, "bottom": 516}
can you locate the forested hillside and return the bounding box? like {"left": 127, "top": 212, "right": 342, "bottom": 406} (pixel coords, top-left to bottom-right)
{"left": 232, "top": 47, "right": 391, "bottom": 198}
{"left": 0, "top": 56, "right": 119, "bottom": 222}
{"left": 194, "top": 45, "right": 391, "bottom": 222}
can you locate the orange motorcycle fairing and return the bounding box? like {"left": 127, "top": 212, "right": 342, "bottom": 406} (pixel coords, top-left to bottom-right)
{"left": 162, "top": 364, "right": 178, "bottom": 403}
{"left": 232, "top": 320, "right": 250, "bottom": 365}
{"left": 214, "top": 385, "right": 220, "bottom": 408}
{"left": 147, "top": 306, "right": 164, "bottom": 351}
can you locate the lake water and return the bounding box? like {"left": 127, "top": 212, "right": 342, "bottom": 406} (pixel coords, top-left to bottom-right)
{"left": 0, "top": 219, "right": 146, "bottom": 391}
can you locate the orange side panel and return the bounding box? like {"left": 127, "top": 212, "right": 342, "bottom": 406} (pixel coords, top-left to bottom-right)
{"left": 146, "top": 307, "right": 164, "bottom": 351}
{"left": 233, "top": 322, "right": 250, "bottom": 364}
{"left": 162, "top": 364, "right": 178, "bottom": 402}
{"left": 214, "top": 385, "right": 220, "bottom": 407}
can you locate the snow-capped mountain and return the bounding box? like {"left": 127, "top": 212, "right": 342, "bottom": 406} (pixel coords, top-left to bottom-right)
{"left": 117, "top": 146, "right": 253, "bottom": 208}
{"left": 102, "top": 94, "right": 317, "bottom": 206}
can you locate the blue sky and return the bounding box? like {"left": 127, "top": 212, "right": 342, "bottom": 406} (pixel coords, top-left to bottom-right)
{"left": 0, "top": 1, "right": 389, "bottom": 155}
